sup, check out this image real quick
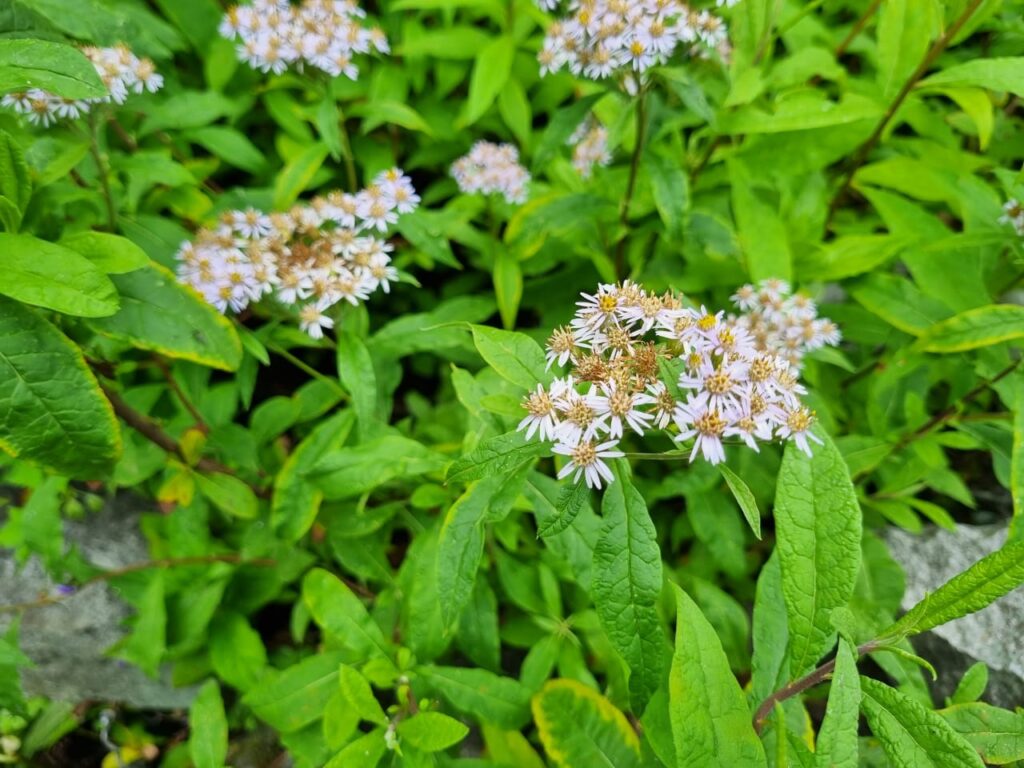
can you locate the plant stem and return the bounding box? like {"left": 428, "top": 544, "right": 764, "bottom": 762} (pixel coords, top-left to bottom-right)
{"left": 87, "top": 111, "right": 118, "bottom": 231}
{"left": 337, "top": 104, "right": 359, "bottom": 191}
{"left": 264, "top": 340, "right": 347, "bottom": 396}
{"left": 153, "top": 357, "right": 209, "bottom": 432}
{"left": 835, "top": 0, "right": 883, "bottom": 57}
{"left": 615, "top": 85, "right": 648, "bottom": 281}
{"left": 753, "top": 640, "right": 881, "bottom": 733}
{"left": 827, "top": 0, "right": 985, "bottom": 225}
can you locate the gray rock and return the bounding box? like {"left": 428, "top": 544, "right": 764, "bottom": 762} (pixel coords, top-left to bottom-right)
{"left": 884, "top": 523, "right": 1024, "bottom": 708}
{"left": 0, "top": 494, "right": 195, "bottom": 709}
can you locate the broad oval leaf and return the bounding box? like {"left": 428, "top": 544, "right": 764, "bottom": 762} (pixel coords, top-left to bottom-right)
{"left": 669, "top": 585, "right": 766, "bottom": 768}
{"left": 471, "top": 325, "right": 550, "bottom": 391}
{"left": 419, "top": 665, "right": 531, "bottom": 730}
{"left": 396, "top": 712, "right": 469, "bottom": 752}
{"left": 917, "top": 305, "right": 1024, "bottom": 353}
{"left": 860, "top": 677, "right": 984, "bottom": 768}
{"left": 592, "top": 462, "right": 665, "bottom": 712}
{"left": 446, "top": 430, "right": 549, "bottom": 485}
{"left": 774, "top": 431, "right": 862, "bottom": 676}
{"left": 243, "top": 652, "right": 346, "bottom": 733}
{"left": 919, "top": 57, "right": 1024, "bottom": 97}
{"left": 0, "top": 233, "right": 119, "bottom": 317}
{"left": 302, "top": 569, "right": 392, "bottom": 662}
{"left": 941, "top": 702, "right": 1024, "bottom": 764}
{"left": 87, "top": 262, "right": 242, "bottom": 370}
{"left": 881, "top": 539, "right": 1024, "bottom": 640}
{"left": 0, "top": 39, "right": 106, "bottom": 98}
{"left": 59, "top": 231, "right": 149, "bottom": 274}
{"left": 458, "top": 35, "right": 515, "bottom": 127}
{"left": 0, "top": 296, "right": 120, "bottom": 478}
{"left": 533, "top": 679, "right": 642, "bottom": 768}
{"left": 309, "top": 434, "right": 446, "bottom": 499}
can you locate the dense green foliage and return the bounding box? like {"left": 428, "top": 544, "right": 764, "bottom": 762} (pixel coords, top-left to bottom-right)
{"left": 1, "top": 0, "right": 1024, "bottom": 765}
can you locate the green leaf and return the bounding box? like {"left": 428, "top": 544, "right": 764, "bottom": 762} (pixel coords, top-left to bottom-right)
{"left": 271, "top": 410, "right": 354, "bottom": 541}
{"left": 209, "top": 612, "right": 267, "bottom": 692}
{"left": 950, "top": 662, "right": 988, "bottom": 705}
{"left": 185, "top": 126, "right": 267, "bottom": 173}
{"left": 302, "top": 569, "right": 392, "bottom": 662}
{"left": 419, "top": 666, "right": 531, "bottom": 730}
{"left": 0, "top": 131, "right": 30, "bottom": 232}
{"left": 718, "top": 464, "right": 761, "bottom": 539}
{"left": 916, "top": 305, "right": 1024, "bottom": 353}
{"left": 849, "top": 273, "right": 953, "bottom": 335}
{"left": 470, "top": 325, "right": 550, "bottom": 391}
{"left": 0, "top": 234, "right": 118, "bottom": 317}
{"left": 877, "top": 0, "right": 938, "bottom": 100}
{"left": 941, "top": 702, "right": 1024, "bottom": 764}
{"left": 532, "top": 94, "right": 602, "bottom": 172}
{"left": 315, "top": 97, "right": 343, "bottom": 160}
{"left": 1012, "top": 375, "right": 1024, "bottom": 542}
{"left": 881, "top": 539, "right": 1024, "bottom": 640}
{"left": 669, "top": 585, "right": 765, "bottom": 768}
{"left": 338, "top": 664, "right": 388, "bottom": 726}
{"left": 310, "top": 435, "right": 446, "bottom": 499}
{"left": 273, "top": 142, "right": 329, "bottom": 210}
{"left": 325, "top": 729, "right": 386, "bottom": 768}
{"left": 446, "top": 430, "right": 548, "bottom": 485}
{"left": 88, "top": 262, "right": 242, "bottom": 370}
{"left": 919, "top": 57, "right": 1024, "bottom": 97}
{"left": 532, "top": 479, "right": 589, "bottom": 538}
{"left": 647, "top": 152, "right": 689, "bottom": 240}
{"left": 397, "top": 26, "right": 491, "bottom": 59}
{"left": 244, "top": 652, "right": 345, "bottom": 733}
{"left": 774, "top": 431, "right": 862, "bottom": 676}
{"left": 396, "top": 712, "right": 469, "bottom": 752}
{"left": 592, "top": 462, "right": 665, "bottom": 712}
{"left": 58, "top": 232, "right": 148, "bottom": 274}
{"left": 458, "top": 35, "right": 515, "bottom": 127}
{"left": 336, "top": 331, "right": 380, "bottom": 442}
{"left": 140, "top": 90, "right": 241, "bottom": 135}
{"left": 860, "top": 677, "right": 984, "bottom": 768}
{"left": 194, "top": 472, "right": 258, "bottom": 519}
{"left": 354, "top": 99, "right": 434, "bottom": 135}
{"left": 798, "top": 235, "right": 911, "bottom": 281}
{"left": 0, "top": 39, "right": 106, "bottom": 98}
{"left": 814, "top": 638, "right": 861, "bottom": 768}
{"left": 494, "top": 248, "right": 522, "bottom": 330}
{"left": 189, "top": 680, "right": 228, "bottom": 768}
{"left": 121, "top": 571, "right": 166, "bottom": 678}
{"left": 0, "top": 296, "right": 120, "bottom": 478}
{"left": 728, "top": 159, "right": 791, "bottom": 282}
{"left": 532, "top": 679, "right": 642, "bottom": 768}
{"left": 498, "top": 79, "right": 532, "bottom": 149}
{"left": 716, "top": 93, "right": 882, "bottom": 133}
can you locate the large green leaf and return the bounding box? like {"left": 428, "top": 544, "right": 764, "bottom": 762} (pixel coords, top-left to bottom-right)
{"left": 446, "top": 430, "right": 549, "bottom": 485}
{"left": 941, "top": 703, "right": 1024, "bottom": 764}
{"left": 728, "top": 158, "right": 791, "bottom": 282}
{"left": 919, "top": 57, "right": 1024, "bottom": 97}
{"left": 533, "top": 679, "right": 642, "bottom": 768}
{"left": 860, "top": 677, "right": 984, "bottom": 768}
{"left": 0, "top": 131, "right": 30, "bottom": 233}
{"left": 189, "top": 680, "right": 228, "bottom": 768}
{"left": 669, "top": 585, "right": 766, "bottom": 768}
{"left": 0, "top": 234, "right": 119, "bottom": 317}
{"left": 0, "top": 39, "right": 106, "bottom": 98}
{"left": 87, "top": 262, "right": 242, "bottom": 370}
{"left": 419, "top": 666, "right": 531, "bottom": 730}
{"left": 774, "top": 431, "right": 862, "bottom": 676}
{"left": 591, "top": 462, "right": 665, "bottom": 712}
{"left": 273, "top": 142, "right": 329, "bottom": 210}
{"left": 881, "top": 539, "right": 1024, "bottom": 640}
{"left": 243, "top": 652, "right": 346, "bottom": 733}
{"left": 458, "top": 35, "right": 515, "bottom": 127}
{"left": 336, "top": 331, "right": 381, "bottom": 441}
{"left": 59, "top": 232, "right": 149, "bottom": 274}
{"left": 302, "top": 569, "right": 391, "bottom": 662}
{"left": 309, "top": 434, "right": 446, "bottom": 499}
{"left": 470, "top": 325, "right": 550, "bottom": 391}
{"left": 814, "top": 638, "right": 861, "bottom": 768}
{"left": 0, "top": 296, "right": 120, "bottom": 477}
{"left": 916, "top": 305, "right": 1024, "bottom": 353}
{"left": 849, "top": 273, "right": 953, "bottom": 335}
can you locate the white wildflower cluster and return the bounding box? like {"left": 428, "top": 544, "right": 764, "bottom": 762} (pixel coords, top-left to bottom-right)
{"left": 176, "top": 169, "right": 418, "bottom": 339}
{"left": 518, "top": 281, "right": 839, "bottom": 489}
{"left": 537, "top": 0, "right": 729, "bottom": 80}
{"left": 569, "top": 117, "right": 611, "bottom": 178}
{"left": 451, "top": 141, "right": 531, "bottom": 204}
{"left": 1000, "top": 199, "right": 1024, "bottom": 236}
{"left": 1, "top": 44, "right": 162, "bottom": 127}
{"left": 219, "top": 0, "right": 389, "bottom": 78}
{"left": 730, "top": 279, "right": 842, "bottom": 373}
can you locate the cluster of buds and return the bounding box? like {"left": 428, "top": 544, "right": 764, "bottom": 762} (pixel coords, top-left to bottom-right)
{"left": 537, "top": 0, "right": 730, "bottom": 80}
{"left": 450, "top": 141, "right": 531, "bottom": 204}
{"left": 1, "top": 44, "right": 162, "bottom": 126}
{"left": 730, "top": 279, "right": 841, "bottom": 372}
{"left": 1000, "top": 199, "right": 1024, "bottom": 236}
{"left": 569, "top": 117, "right": 612, "bottom": 178}
{"left": 176, "top": 169, "right": 418, "bottom": 338}
{"left": 219, "top": 0, "right": 388, "bottom": 79}
{"left": 518, "top": 281, "right": 840, "bottom": 489}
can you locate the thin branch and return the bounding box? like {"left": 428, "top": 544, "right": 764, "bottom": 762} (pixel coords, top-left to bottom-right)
{"left": 153, "top": 357, "right": 208, "bottom": 432}
{"left": 614, "top": 85, "right": 648, "bottom": 281}
{"left": 827, "top": 0, "right": 985, "bottom": 224}
{"left": 835, "top": 0, "right": 883, "bottom": 58}
{"left": 753, "top": 640, "right": 881, "bottom": 733}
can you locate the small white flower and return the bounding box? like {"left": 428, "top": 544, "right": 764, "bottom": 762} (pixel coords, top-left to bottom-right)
{"left": 519, "top": 383, "right": 560, "bottom": 441}
{"left": 553, "top": 437, "right": 623, "bottom": 489}
{"left": 298, "top": 300, "right": 335, "bottom": 340}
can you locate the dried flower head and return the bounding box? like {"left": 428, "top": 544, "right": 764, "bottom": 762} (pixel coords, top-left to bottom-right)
{"left": 450, "top": 141, "right": 531, "bottom": 204}
{"left": 518, "top": 280, "right": 837, "bottom": 488}
{"left": 220, "top": 0, "right": 388, "bottom": 78}
{"left": 1, "top": 44, "right": 162, "bottom": 126}
{"left": 176, "top": 168, "right": 418, "bottom": 338}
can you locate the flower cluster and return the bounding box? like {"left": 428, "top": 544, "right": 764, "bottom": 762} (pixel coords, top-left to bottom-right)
{"left": 219, "top": 0, "right": 388, "bottom": 78}
{"left": 176, "top": 169, "right": 418, "bottom": 338}
{"left": 451, "top": 141, "right": 531, "bottom": 204}
{"left": 1, "top": 44, "right": 162, "bottom": 126}
{"left": 537, "top": 0, "right": 729, "bottom": 80}
{"left": 518, "top": 281, "right": 839, "bottom": 489}
{"left": 730, "top": 279, "right": 841, "bottom": 372}
{"left": 1000, "top": 199, "right": 1024, "bottom": 236}
{"left": 569, "top": 117, "right": 611, "bottom": 178}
